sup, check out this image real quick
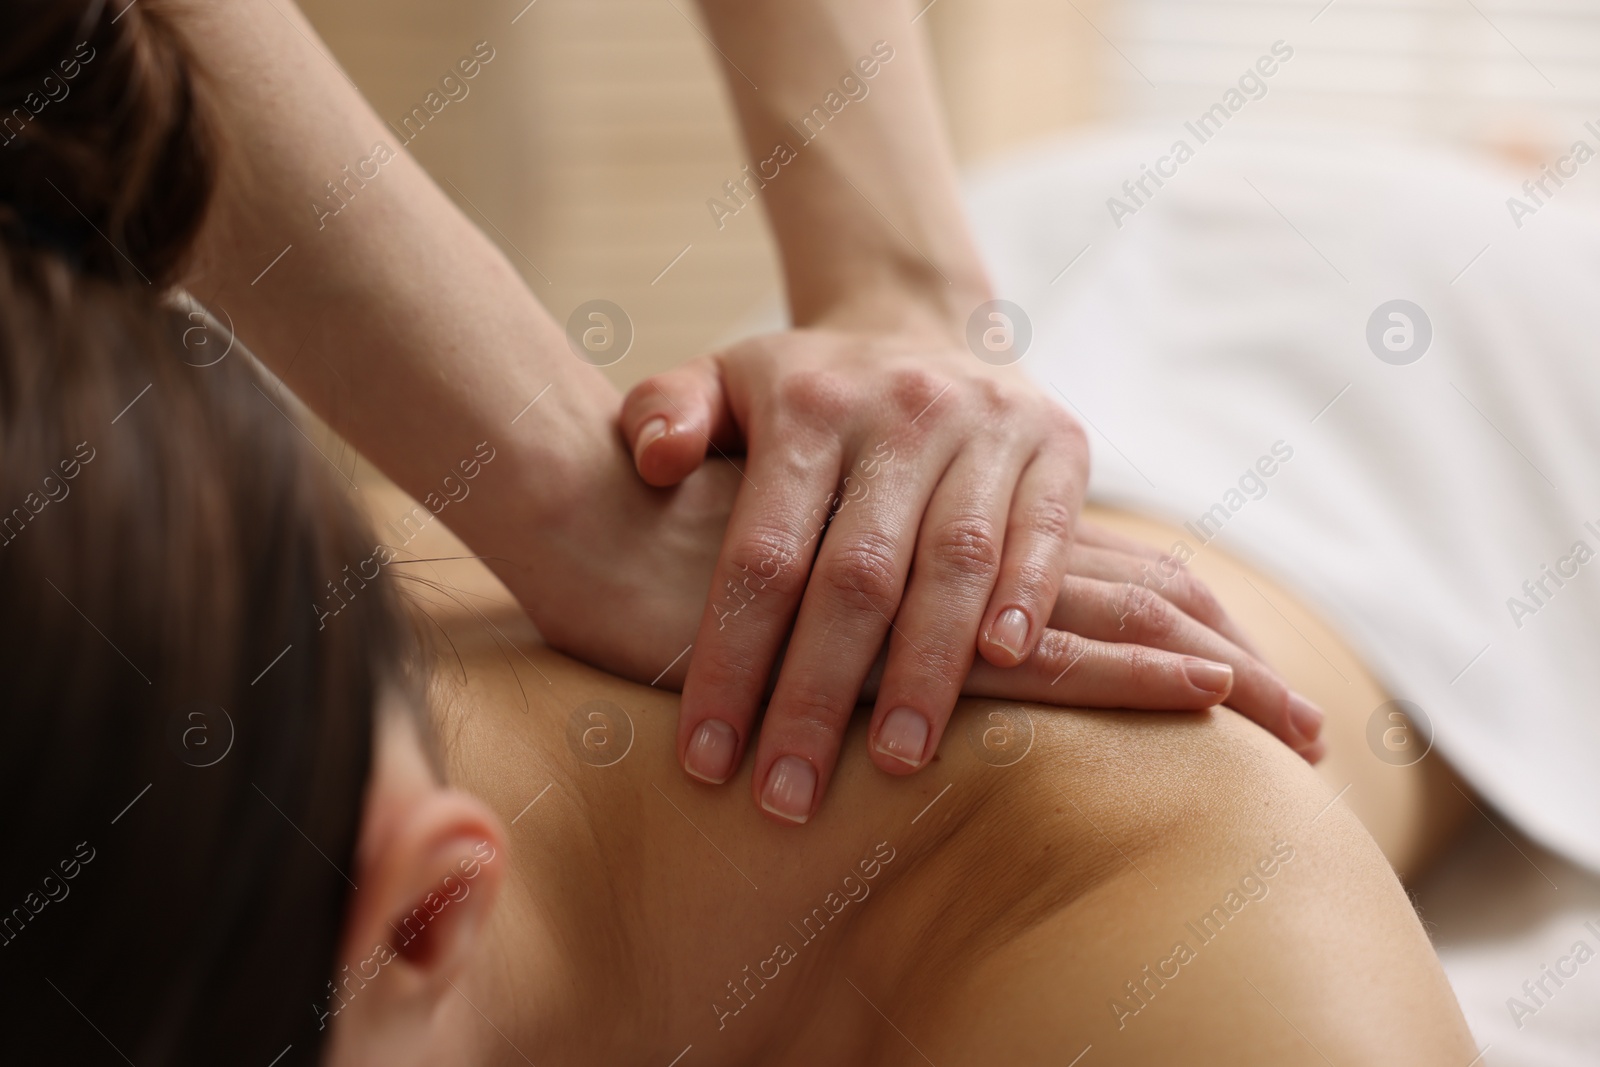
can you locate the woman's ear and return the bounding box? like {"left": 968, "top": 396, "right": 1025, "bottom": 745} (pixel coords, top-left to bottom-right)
{"left": 321, "top": 711, "right": 509, "bottom": 1060}
{"left": 340, "top": 787, "right": 507, "bottom": 1005}
{"left": 372, "top": 791, "right": 506, "bottom": 979}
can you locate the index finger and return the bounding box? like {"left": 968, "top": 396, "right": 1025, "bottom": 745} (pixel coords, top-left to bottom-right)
{"left": 675, "top": 438, "right": 842, "bottom": 786}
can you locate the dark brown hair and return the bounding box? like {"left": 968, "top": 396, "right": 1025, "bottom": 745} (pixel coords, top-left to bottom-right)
{"left": 0, "top": 2, "right": 409, "bottom": 1063}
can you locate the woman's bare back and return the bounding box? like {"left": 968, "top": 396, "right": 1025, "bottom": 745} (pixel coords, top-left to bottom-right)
{"left": 379, "top": 484, "right": 1476, "bottom": 1065}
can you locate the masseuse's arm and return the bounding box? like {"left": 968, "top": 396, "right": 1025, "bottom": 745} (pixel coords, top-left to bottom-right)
{"left": 169, "top": 0, "right": 624, "bottom": 654}
{"left": 622, "top": 0, "right": 1318, "bottom": 810}
{"left": 167, "top": 0, "right": 1315, "bottom": 821}
{"left": 167, "top": 0, "right": 796, "bottom": 707}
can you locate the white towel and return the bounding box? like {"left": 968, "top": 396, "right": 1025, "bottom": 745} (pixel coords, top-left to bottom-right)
{"left": 966, "top": 124, "right": 1600, "bottom": 875}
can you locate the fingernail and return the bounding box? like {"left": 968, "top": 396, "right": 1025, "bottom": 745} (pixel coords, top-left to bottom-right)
{"left": 874, "top": 706, "right": 930, "bottom": 769}
{"left": 634, "top": 416, "right": 669, "bottom": 466}
{"left": 1183, "top": 657, "right": 1234, "bottom": 697}
{"left": 1287, "top": 692, "right": 1324, "bottom": 743}
{"left": 1299, "top": 739, "right": 1328, "bottom": 765}
{"left": 760, "top": 755, "right": 816, "bottom": 824}
{"left": 988, "top": 607, "right": 1030, "bottom": 660}
{"left": 684, "top": 719, "right": 738, "bottom": 784}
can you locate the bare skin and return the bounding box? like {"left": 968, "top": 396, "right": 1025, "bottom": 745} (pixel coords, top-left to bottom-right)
{"left": 367, "top": 490, "right": 1477, "bottom": 1066}
{"left": 1079, "top": 509, "right": 1476, "bottom": 883}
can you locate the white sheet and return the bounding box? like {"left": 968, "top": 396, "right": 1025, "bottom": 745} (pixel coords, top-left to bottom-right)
{"left": 1418, "top": 822, "right": 1600, "bottom": 1066}
{"left": 964, "top": 124, "right": 1600, "bottom": 876}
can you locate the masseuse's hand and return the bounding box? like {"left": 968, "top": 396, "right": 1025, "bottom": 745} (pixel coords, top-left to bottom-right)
{"left": 617, "top": 332, "right": 1319, "bottom": 822}
{"left": 620, "top": 330, "right": 1083, "bottom": 807}
{"left": 1041, "top": 519, "right": 1326, "bottom": 765}
{"left": 539, "top": 443, "right": 1320, "bottom": 823}
{"left": 893, "top": 517, "right": 1326, "bottom": 761}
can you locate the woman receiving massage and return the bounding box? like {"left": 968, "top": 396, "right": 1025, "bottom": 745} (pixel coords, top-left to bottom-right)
{"left": 1, "top": 1, "right": 1487, "bottom": 1064}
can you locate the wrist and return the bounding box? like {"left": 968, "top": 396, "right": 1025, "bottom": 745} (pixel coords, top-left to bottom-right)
{"left": 441, "top": 374, "right": 622, "bottom": 572}
{"left": 798, "top": 266, "right": 993, "bottom": 345}
{"left": 513, "top": 379, "right": 624, "bottom": 529}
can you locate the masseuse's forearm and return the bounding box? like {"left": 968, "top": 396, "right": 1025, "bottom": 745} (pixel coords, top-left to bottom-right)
{"left": 170, "top": 0, "right": 616, "bottom": 531}
{"left": 695, "top": 0, "right": 991, "bottom": 334}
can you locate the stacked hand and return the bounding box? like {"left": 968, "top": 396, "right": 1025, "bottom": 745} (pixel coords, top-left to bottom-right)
{"left": 523, "top": 327, "right": 1324, "bottom": 825}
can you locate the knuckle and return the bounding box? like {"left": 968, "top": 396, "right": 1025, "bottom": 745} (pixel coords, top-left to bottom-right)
{"left": 1004, "top": 557, "right": 1059, "bottom": 610}
{"left": 1159, "top": 565, "right": 1198, "bottom": 602}
{"left": 694, "top": 649, "right": 764, "bottom": 695}
{"left": 1111, "top": 583, "right": 1162, "bottom": 633}
{"left": 764, "top": 437, "right": 830, "bottom": 483}
{"left": 1168, "top": 568, "right": 1222, "bottom": 622}
{"left": 963, "top": 373, "right": 1009, "bottom": 414}
{"left": 1048, "top": 404, "right": 1090, "bottom": 447}
{"left": 888, "top": 366, "right": 946, "bottom": 417}
{"left": 777, "top": 370, "right": 848, "bottom": 423}
{"left": 725, "top": 526, "right": 807, "bottom": 601}
{"left": 1022, "top": 494, "right": 1077, "bottom": 547}
{"left": 927, "top": 516, "right": 1001, "bottom": 580}
{"left": 778, "top": 687, "right": 855, "bottom": 740}
{"left": 1036, "top": 629, "right": 1092, "bottom": 679}
{"left": 902, "top": 637, "right": 967, "bottom": 685}
{"left": 1137, "top": 596, "right": 1181, "bottom": 642}
{"left": 824, "top": 529, "right": 902, "bottom": 606}
{"left": 1123, "top": 643, "right": 1167, "bottom": 683}
{"left": 1188, "top": 579, "right": 1229, "bottom": 628}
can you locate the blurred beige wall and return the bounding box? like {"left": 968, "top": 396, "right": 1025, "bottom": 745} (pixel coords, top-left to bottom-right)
{"left": 298, "top": 0, "right": 1102, "bottom": 387}
{"left": 927, "top": 1, "right": 1103, "bottom": 162}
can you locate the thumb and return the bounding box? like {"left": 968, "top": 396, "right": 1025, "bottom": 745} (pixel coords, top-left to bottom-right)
{"left": 620, "top": 356, "right": 740, "bottom": 486}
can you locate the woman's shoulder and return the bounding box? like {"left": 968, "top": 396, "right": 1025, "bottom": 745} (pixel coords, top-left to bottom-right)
{"left": 437, "top": 623, "right": 1341, "bottom": 1063}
